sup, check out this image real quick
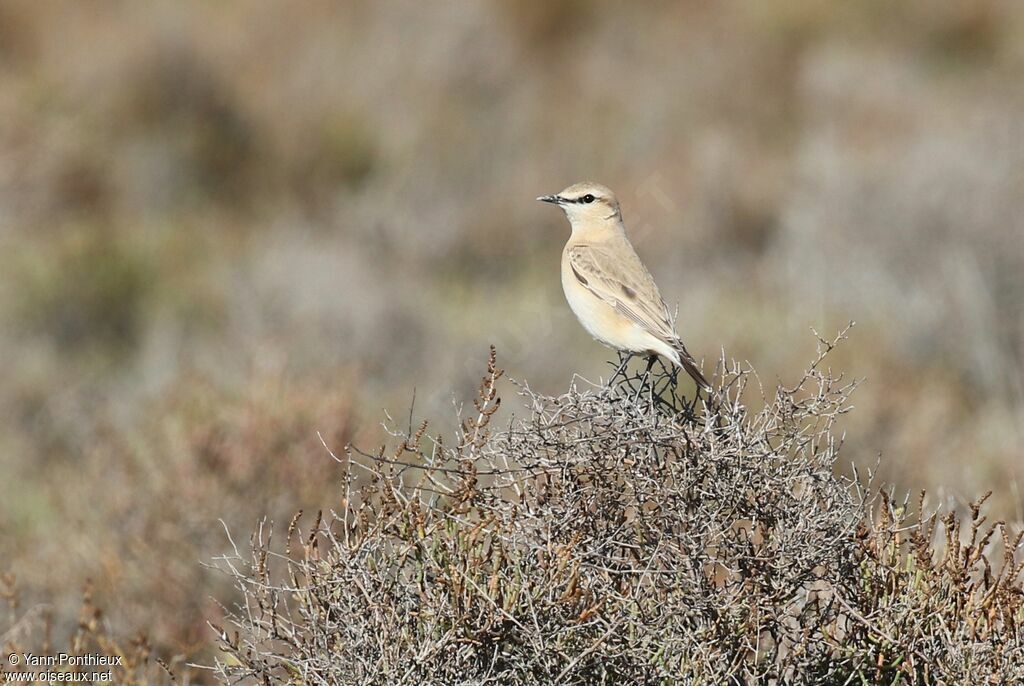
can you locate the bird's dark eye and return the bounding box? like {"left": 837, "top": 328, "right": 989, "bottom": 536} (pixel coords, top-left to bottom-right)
{"left": 582, "top": 194, "right": 595, "bottom": 204}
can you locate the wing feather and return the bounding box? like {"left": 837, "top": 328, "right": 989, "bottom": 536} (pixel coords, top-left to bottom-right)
{"left": 567, "top": 240, "right": 712, "bottom": 391}
{"left": 567, "top": 242, "right": 675, "bottom": 343}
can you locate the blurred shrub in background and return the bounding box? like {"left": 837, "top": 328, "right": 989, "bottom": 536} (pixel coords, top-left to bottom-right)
{"left": 1, "top": 370, "right": 355, "bottom": 660}
{"left": 13, "top": 228, "right": 153, "bottom": 358}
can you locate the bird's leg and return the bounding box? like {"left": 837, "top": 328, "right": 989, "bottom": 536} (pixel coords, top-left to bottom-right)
{"left": 644, "top": 355, "right": 657, "bottom": 375}
{"left": 632, "top": 355, "right": 658, "bottom": 407}
{"left": 664, "top": 357, "right": 679, "bottom": 387}
{"left": 609, "top": 351, "right": 633, "bottom": 385}
{"left": 645, "top": 356, "right": 674, "bottom": 413}
{"left": 643, "top": 355, "right": 658, "bottom": 394}
{"left": 662, "top": 357, "right": 681, "bottom": 411}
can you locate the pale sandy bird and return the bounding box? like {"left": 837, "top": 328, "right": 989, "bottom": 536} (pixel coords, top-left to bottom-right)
{"left": 538, "top": 182, "right": 710, "bottom": 391}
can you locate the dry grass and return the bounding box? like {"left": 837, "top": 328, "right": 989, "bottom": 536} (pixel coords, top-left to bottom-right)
{"left": 1, "top": 576, "right": 181, "bottom": 684}
{"left": 208, "top": 340, "right": 1023, "bottom": 684}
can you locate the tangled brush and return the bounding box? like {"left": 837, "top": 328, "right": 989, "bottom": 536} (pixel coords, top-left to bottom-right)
{"left": 210, "top": 329, "right": 1023, "bottom": 684}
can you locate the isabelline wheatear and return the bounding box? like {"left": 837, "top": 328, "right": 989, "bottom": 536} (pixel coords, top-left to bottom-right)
{"left": 538, "top": 182, "right": 710, "bottom": 391}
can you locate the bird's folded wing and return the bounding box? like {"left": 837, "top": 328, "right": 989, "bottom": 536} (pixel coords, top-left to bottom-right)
{"left": 567, "top": 244, "right": 676, "bottom": 343}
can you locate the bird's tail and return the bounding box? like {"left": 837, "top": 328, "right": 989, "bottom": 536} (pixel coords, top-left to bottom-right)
{"left": 671, "top": 340, "right": 711, "bottom": 392}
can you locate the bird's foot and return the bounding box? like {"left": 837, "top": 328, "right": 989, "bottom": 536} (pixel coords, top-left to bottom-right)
{"left": 608, "top": 351, "right": 633, "bottom": 385}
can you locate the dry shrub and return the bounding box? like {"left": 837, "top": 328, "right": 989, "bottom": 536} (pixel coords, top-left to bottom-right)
{"left": 855, "top": 492, "right": 1024, "bottom": 683}
{"left": 210, "top": 333, "right": 1023, "bottom": 684}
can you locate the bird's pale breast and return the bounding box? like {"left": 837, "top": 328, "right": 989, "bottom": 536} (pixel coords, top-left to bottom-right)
{"left": 560, "top": 251, "right": 663, "bottom": 355}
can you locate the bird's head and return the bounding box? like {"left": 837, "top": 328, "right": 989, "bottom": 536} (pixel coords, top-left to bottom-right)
{"left": 537, "top": 181, "right": 621, "bottom": 228}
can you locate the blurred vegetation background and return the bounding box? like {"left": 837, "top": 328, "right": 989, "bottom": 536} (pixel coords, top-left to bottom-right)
{"left": 1, "top": 0, "right": 1022, "bottom": 669}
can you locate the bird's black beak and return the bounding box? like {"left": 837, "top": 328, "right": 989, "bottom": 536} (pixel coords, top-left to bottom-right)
{"left": 537, "top": 194, "right": 563, "bottom": 205}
